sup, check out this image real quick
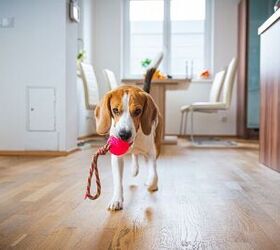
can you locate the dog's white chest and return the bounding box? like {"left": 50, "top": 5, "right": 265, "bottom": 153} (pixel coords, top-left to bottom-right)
{"left": 130, "top": 126, "right": 156, "bottom": 157}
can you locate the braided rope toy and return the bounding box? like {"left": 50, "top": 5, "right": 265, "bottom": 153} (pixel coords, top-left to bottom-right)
{"left": 84, "top": 136, "right": 131, "bottom": 200}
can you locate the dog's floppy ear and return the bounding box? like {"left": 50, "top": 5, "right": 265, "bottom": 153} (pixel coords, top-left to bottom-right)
{"left": 141, "top": 93, "right": 158, "bottom": 135}
{"left": 95, "top": 93, "right": 112, "bottom": 135}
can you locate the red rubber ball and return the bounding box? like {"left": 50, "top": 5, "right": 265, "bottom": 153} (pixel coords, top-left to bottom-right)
{"left": 107, "top": 136, "right": 130, "bottom": 156}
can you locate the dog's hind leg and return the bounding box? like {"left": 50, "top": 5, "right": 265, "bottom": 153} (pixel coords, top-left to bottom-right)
{"left": 131, "top": 154, "right": 139, "bottom": 177}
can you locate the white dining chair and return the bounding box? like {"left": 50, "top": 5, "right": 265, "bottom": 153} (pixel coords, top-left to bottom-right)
{"left": 180, "top": 58, "right": 237, "bottom": 142}
{"left": 80, "top": 62, "right": 100, "bottom": 110}
{"left": 103, "top": 69, "right": 119, "bottom": 90}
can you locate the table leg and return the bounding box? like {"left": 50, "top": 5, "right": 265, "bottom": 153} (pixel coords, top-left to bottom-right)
{"left": 150, "top": 85, "right": 177, "bottom": 144}
{"left": 150, "top": 84, "right": 165, "bottom": 139}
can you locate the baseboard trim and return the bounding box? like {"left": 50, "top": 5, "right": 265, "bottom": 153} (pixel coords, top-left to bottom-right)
{"left": 77, "top": 133, "right": 101, "bottom": 140}
{"left": 173, "top": 134, "right": 238, "bottom": 139}
{"left": 0, "top": 148, "right": 80, "bottom": 157}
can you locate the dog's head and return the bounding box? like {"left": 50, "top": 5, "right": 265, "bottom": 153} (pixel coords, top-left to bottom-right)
{"left": 94, "top": 85, "right": 158, "bottom": 143}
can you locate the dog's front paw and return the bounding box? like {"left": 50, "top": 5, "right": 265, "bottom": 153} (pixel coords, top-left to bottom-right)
{"left": 145, "top": 178, "right": 158, "bottom": 192}
{"left": 108, "top": 197, "right": 123, "bottom": 211}
{"left": 146, "top": 183, "right": 158, "bottom": 192}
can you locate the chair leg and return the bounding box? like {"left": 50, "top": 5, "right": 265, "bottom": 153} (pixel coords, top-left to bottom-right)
{"left": 179, "top": 111, "right": 185, "bottom": 135}
{"left": 184, "top": 111, "right": 188, "bottom": 136}
{"left": 190, "top": 109, "right": 195, "bottom": 143}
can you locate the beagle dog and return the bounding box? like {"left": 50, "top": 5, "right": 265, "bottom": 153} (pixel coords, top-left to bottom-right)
{"left": 95, "top": 85, "right": 162, "bottom": 210}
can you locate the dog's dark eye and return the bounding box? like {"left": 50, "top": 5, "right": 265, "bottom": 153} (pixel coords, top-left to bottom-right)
{"left": 112, "top": 108, "right": 119, "bottom": 115}
{"left": 133, "top": 108, "right": 142, "bottom": 116}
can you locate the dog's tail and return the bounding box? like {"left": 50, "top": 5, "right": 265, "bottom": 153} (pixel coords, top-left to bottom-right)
{"left": 143, "top": 52, "right": 164, "bottom": 93}
{"left": 143, "top": 67, "right": 156, "bottom": 93}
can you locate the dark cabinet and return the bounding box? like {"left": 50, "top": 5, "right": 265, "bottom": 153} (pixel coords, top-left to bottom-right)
{"left": 237, "top": 0, "right": 274, "bottom": 138}
{"left": 259, "top": 9, "right": 280, "bottom": 172}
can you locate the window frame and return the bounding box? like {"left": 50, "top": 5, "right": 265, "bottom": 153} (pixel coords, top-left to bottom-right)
{"left": 123, "top": 0, "right": 213, "bottom": 78}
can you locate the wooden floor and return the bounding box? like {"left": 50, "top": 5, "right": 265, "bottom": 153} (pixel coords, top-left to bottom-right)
{"left": 1, "top": 144, "right": 280, "bottom": 249}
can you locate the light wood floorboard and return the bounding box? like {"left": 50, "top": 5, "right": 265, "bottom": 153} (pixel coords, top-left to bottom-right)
{"left": 1, "top": 144, "right": 280, "bottom": 249}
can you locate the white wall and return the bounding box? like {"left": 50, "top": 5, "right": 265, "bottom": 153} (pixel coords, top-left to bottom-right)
{"left": 76, "top": 0, "right": 96, "bottom": 138}
{"left": 78, "top": 0, "right": 122, "bottom": 95}
{"left": 65, "top": 1, "right": 79, "bottom": 149}
{"left": 0, "top": 0, "right": 78, "bottom": 151}
{"left": 78, "top": 0, "right": 95, "bottom": 64}
{"left": 92, "top": 0, "right": 123, "bottom": 95}
{"left": 90, "top": 0, "right": 239, "bottom": 135}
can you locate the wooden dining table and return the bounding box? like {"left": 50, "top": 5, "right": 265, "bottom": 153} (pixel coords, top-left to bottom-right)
{"left": 122, "top": 78, "right": 190, "bottom": 144}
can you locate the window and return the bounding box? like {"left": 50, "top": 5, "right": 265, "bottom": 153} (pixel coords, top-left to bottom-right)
{"left": 123, "top": 0, "right": 211, "bottom": 78}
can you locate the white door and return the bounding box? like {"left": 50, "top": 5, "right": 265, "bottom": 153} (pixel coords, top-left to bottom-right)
{"left": 28, "top": 87, "right": 56, "bottom": 131}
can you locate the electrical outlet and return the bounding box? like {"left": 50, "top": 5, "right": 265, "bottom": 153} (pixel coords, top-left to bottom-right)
{"left": 0, "top": 17, "right": 15, "bottom": 28}
{"left": 218, "top": 113, "right": 228, "bottom": 123}
{"left": 221, "top": 116, "right": 227, "bottom": 122}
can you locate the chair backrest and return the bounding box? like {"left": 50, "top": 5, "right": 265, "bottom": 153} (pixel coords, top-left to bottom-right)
{"left": 209, "top": 70, "right": 226, "bottom": 102}
{"left": 103, "top": 69, "right": 119, "bottom": 90}
{"left": 222, "top": 58, "right": 237, "bottom": 108}
{"left": 80, "top": 62, "right": 99, "bottom": 110}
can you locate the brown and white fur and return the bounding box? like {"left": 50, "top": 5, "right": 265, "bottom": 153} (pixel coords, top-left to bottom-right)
{"left": 95, "top": 85, "right": 162, "bottom": 211}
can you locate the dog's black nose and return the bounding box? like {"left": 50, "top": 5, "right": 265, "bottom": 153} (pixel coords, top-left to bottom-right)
{"left": 118, "top": 130, "right": 132, "bottom": 141}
